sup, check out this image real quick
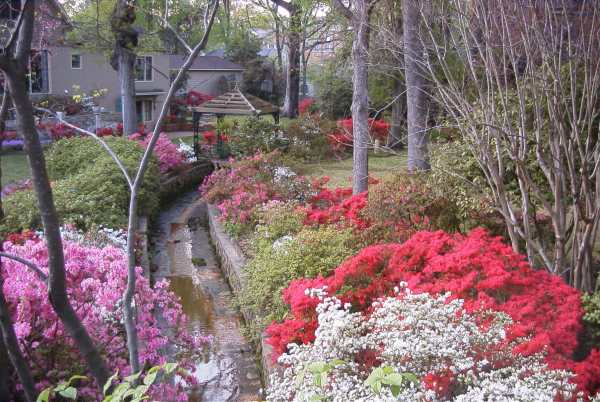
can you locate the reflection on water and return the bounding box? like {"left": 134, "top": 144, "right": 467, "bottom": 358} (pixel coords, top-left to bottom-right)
{"left": 154, "top": 198, "right": 262, "bottom": 402}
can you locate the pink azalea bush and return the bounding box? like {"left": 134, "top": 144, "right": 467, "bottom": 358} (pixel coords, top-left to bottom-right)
{"left": 2, "top": 238, "right": 209, "bottom": 400}
{"left": 129, "top": 132, "right": 188, "bottom": 174}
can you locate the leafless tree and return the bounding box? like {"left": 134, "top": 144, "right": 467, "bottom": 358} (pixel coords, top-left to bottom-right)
{"left": 421, "top": 0, "right": 600, "bottom": 290}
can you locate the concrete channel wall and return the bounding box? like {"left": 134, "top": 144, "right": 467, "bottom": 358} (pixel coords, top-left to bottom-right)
{"left": 205, "top": 203, "right": 278, "bottom": 386}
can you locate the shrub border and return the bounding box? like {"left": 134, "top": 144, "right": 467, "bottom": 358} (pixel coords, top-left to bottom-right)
{"left": 205, "top": 203, "right": 277, "bottom": 385}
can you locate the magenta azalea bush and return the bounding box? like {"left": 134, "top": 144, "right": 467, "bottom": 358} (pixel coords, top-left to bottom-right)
{"left": 130, "top": 133, "right": 188, "bottom": 174}
{"left": 2, "top": 239, "right": 209, "bottom": 400}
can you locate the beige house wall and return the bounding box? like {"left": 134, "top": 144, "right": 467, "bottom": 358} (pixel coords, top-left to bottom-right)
{"left": 47, "top": 46, "right": 170, "bottom": 125}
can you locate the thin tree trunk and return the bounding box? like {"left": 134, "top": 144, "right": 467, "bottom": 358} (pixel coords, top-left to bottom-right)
{"left": 389, "top": 75, "right": 404, "bottom": 149}
{"left": 351, "top": 5, "right": 371, "bottom": 194}
{"left": 4, "top": 66, "right": 111, "bottom": 390}
{"left": 282, "top": 5, "right": 301, "bottom": 118}
{"left": 119, "top": 49, "right": 137, "bottom": 135}
{"left": 0, "top": 340, "right": 10, "bottom": 400}
{"left": 0, "top": 271, "right": 37, "bottom": 402}
{"left": 403, "top": 0, "right": 429, "bottom": 170}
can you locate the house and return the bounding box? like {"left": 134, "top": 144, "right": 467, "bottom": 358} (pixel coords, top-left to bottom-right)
{"left": 169, "top": 55, "right": 243, "bottom": 96}
{"left": 1, "top": 0, "right": 244, "bottom": 126}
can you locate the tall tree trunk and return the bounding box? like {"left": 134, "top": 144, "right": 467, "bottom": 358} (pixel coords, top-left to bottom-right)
{"left": 111, "top": 0, "right": 139, "bottom": 136}
{"left": 403, "top": 0, "right": 429, "bottom": 170}
{"left": 389, "top": 74, "right": 404, "bottom": 149}
{"left": 119, "top": 49, "right": 137, "bottom": 135}
{"left": 350, "top": 5, "right": 371, "bottom": 194}
{"left": 4, "top": 65, "right": 111, "bottom": 390}
{"left": 0, "top": 340, "right": 11, "bottom": 400}
{"left": 282, "top": 5, "right": 301, "bottom": 118}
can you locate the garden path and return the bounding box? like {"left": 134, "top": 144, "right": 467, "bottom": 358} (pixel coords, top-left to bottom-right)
{"left": 152, "top": 192, "right": 262, "bottom": 401}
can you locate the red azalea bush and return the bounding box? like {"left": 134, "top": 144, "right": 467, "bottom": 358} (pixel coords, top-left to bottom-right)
{"left": 298, "top": 98, "right": 316, "bottom": 115}
{"left": 2, "top": 238, "right": 209, "bottom": 400}
{"left": 0, "top": 130, "right": 17, "bottom": 140}
{"left": 266, "top": 229, "right": 600, "bottom": 394}
{"left": 331, "top": 118, "right": 391, "bottom": 153}
{"left": 48, "top": 122, "right": 77, "bottom": 141}
{"left": 202, "top": 130, "right": 217, "bottom": 145}
{"left": 95, "top": 127, "right": 115, "bottom": 137}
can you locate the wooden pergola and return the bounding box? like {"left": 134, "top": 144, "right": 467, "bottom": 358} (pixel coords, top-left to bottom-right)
{"left": 190, "top": 88, "right": 280, "bottom": 157}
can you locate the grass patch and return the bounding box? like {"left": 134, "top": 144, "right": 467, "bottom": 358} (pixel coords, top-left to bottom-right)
{"left": 1, "top": 150, "right": 30, "bottom": 186}
{"left": 294, "top": 151, "right": 408, "bottom": 188}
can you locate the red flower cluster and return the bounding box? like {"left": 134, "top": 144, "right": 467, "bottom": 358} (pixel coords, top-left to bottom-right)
{"left": 0, "top": 130, "right": 17, "bottom": 140}
{"left": 299, "top": 98, "right": 315, "bottom": 115}
{"left": 302, "top": 187, "right": 369, "bottom": 229}
{"left": 48, "top": 123, "right": 76, "bottom": 140}
{"left": 336, "top": 118, "right": 391, "bottom": 142}
{"left": 95, "top": 127, "right": 115, "bottom": 137}
{"left": 266, "top": 229, "right": 600, "bottom": 394}
{"left": 327, "top": 128, "right": 352, "bottom": 155}
{"left": 5, "top": 230, "right": 39, "bottom": 245}
{"left": 186, "top": 90, "right": 213, "bottom": 107}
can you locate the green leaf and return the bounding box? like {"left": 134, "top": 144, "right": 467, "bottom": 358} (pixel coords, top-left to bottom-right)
{"left": 309, "top": 395, "right": 326, "bottom": 401}
{"left": 67, "top": 375, "right": 87, "bottom": 385}
{"left": 391, "top": 385, "right": 401, "bottom": 397}
{"left": 372, "top": 381, "right": 382, "bottom": 394}
{"left": 382, "top": 373, "right": 405, "bottom": 387}
{"left": 58, "top": 386, "right": 77, "bottom": 400}
{"left": 163, "top": 363, "right": 178, "bottom": 375}
{"left": 36, "top": 388, "right": 51, "bottom": 402}
{"left": 402, "top": 373, "right": 419, "bottom": 383}
{"left": 143, "top": 371, "right": 158, "bottom": 386}
{"left": 124, "top": 371, "right": 142, "bottom": 384}
{"left": 320, "top": 372, "right": 328, "bottom": 388}
{"left": 330, "top": 358, "right": 345, "bottom": 367}
{"left": 382, "top": 366, "right": 395, "bottom": 375}
{"left": 308, "top": 362, "right": 327, "bottom": 374}
{"left": 104, "top": 371, "right": 119, "bottom": 395}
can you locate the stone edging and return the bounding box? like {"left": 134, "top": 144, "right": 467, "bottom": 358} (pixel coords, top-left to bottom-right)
{"left": 205, "top": 203, "right": 277, "bottom": 386}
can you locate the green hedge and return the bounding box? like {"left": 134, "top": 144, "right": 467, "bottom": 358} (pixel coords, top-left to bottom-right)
{"left": 2, "top": 137, "right": 160, "bottom": 233}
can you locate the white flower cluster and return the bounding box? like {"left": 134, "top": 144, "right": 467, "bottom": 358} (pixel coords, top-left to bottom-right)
{"left": 44, "top": 225, "right": 128, "bottom": 250}
{"left": 272, "top": 235, "right": 294, "bottom": 251}
{"left": 177, "top": 139, "right": 197, "bottom": 162}
{"left": 274, "top": 166, "right": 297, "bottom": 183}
{"left": 267, "top": 288, "right": 585, "bottom": 402}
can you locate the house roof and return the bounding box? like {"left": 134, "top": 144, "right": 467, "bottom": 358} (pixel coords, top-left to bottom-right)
{"left": 169, "top": 55, "right": 244, "bottom": 71}
{"left": 190, "top": 88, "right": 278, "bottom": 116}
{"left": 46, "top": 0, "right": 72, "bottom": 25}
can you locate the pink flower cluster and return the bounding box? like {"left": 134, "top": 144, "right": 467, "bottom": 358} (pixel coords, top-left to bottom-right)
{"left": 129, "top": 133, "right": 188, "bottom": 174}
{"left": 2, "top": 239, "right": 209, "bottom": 400}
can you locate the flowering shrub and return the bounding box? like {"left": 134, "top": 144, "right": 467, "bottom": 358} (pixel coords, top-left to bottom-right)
{"left": 299, "top": 98, "right": 316, "bottom": 115}
{"left": 130, "top": 133, "right": 188, "bottom": 174}
{"left": 227, "top": 117, "right": 287, "bottom": 157}
{"left": 47, "top": 122, "right": 77, "bottom": 141}
{"left": 302, "top": 185, "right": 368, "bottom": 229}
{"left": 0, "top": 130, "right": 17, "bottom": 140}
{"left": 95, "top": 127, "right": 115, "bottom": 137}
{"left": 202, "top": 130, "right": 217, "bottom": 145}
{"left": 285, "top": 114, "right": 335, "bottom": 161}
{"left": 200, "top": 152, "right": 314, "bottom": 236}
{"left": 266, "top": 229, "right": 600, "bottom": 394}
{"left": 337, "top": 118, "right": 391, "bottom": 141}
{"left": 267, "top": 289, "right": 585, "bottom": 401}
{"left": 2, "top": 239, "right": 209, "bottom": 400}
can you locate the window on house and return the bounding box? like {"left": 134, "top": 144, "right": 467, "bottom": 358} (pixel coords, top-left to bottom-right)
{"left": 136, "top": 100, "right": 153, "bottom": 122}
{"left": 135, "top": 56, "right": 153, "bottom": 81}
{"left": 29, "top": 50, "right": 49, "bottom": 94}
{"left": 71, "top": 54, "right": 81, "bottom": 69}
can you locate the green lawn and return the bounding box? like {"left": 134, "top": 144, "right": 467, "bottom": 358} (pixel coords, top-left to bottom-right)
{"left": 295, "top": 151, "right": 408, "bottom": 188}
{"left": 1, "top": 150, "right": 30, "bottom": 187}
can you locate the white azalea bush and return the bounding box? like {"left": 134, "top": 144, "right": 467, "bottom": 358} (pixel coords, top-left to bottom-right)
{"left": 267, "top": 286, "right": 587, "bottom": 402}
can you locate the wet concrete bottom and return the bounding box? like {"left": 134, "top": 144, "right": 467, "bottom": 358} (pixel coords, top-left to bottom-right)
{"left": 153, "top": 196, "right": 262, "bottom": 402}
